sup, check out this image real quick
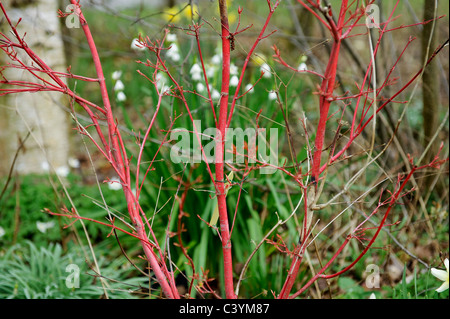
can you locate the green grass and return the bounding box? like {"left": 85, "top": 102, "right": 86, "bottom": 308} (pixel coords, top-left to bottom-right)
{"left": 0, "top": 241, "right": 148, "bottom": 299}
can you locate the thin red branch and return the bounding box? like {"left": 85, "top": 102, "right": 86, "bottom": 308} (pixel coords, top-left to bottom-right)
{"left": 216, "top": 0, "right": 235, "bottom": 299}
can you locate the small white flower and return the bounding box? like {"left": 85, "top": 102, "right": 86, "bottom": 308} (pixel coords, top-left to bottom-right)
{"left": 160, "top": 84, "right": 170, "bottom": 95}
{"left": 114, "top": 80, "right": 125, "bottom": 91}
{"left": 41, "top": 161, "right": 50, "bottom": 172}
{"left": 156, "top": 72, "right": 165, "bottom": 82}
{"left": 230, "top": 63, "right": 238, "bottom": 76}
{"left": 268, "top": 91, "right": 277, "bottom": 101}
{"left": 116, "top": 91, "right": 127, "bottom": 102}
{"left": 108, "top": 177, "right": 122, "bottom": 191}
{"left": 245, "top": 83, "right": 254, "bottom": 94}
{"left": 211, "top": 89, "right": 221, "bottom": 100}
{"left": 431, "top": 258, "right": 449, "bottom": 293}
{"left": 156, "top": 73, "right": 170, "bottom": 94}
{"left": 190, "top": 63, "right": 203, "bottom": 81}
{"left": 111, "top": 70, "right": 122, "bottom": 81}
{"left": 0, "top": 226, "right": 5, "bottom": 238}
{"left": 166, "top": 33, "right": 178, "bottom": 43}
{"left": 196, "top": 82, "right": 205, "bottom": 92}
{"left": 211, "top": 54, "right": 222, "bottom": 65}
{"left": 156, "top": 72, "right": 167, "bottom": 87}
{"left": 36, "top": 221, "right": 55, "bottom": 233}
{"left": 190, "top": 63, "right": 202, "bottom": 73}
{"left": 298, "top": 62, "right": 308, "bottom": 71}
{"left": 167, "top": 43, "right": 180, "bottom": 62}
{"left": 369, "top": 293, "right": 376, "bottom": 299}
{"left": 206, "top": 64, "right": 217, "bottom": 78}
{"left": 131, "top": 38, "right": 145, "bottom": 51}
{"left": 55, "top": 166, "right": 69, "bottom": 177}
{"left": 230, "top": 75, "right": 239, "bottom": 87}
{"left": 260, "top": 63, "right": 272, "bottom": 78}
{"left": 170, "top": 52, "right": 181, "bottom": 62}
{"left": 68, "top": 157, "right": 80, "bottom": 169}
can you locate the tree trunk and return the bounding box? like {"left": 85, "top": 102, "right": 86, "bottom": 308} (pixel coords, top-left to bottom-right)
{"left": 0, "top": 0, "right": 69, "bottom": 176}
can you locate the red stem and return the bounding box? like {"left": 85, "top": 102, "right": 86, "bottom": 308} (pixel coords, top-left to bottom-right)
{"left": 289, "top": 167, "right": 419, "bottom": 299}
{"left": 226, "top": 0, "right": 280, "bottom": 128}
{"left": 216, "top": 0, "right": 236, "bottom": 299}
{"left": 278, "top": 1, "right": 347, "bottom": 299}
{"left": 69, "top": 0, "right": 179, "bottom": 299}
{"left": 310, "top": 38, "right": 342, "bottom": 183}
{"left": 323, "top": 38, "right": 449, "bottom": 176}
{"left": 278, "top": 185, "right": 310, "bottom": 299}
{"left": 192, "top": 25, "right": 218, "bottom": 126}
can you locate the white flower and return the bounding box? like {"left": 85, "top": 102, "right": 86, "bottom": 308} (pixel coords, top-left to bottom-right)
{"left": 0, "top": 226, "right": 5, "bottom": 238}
{"left": 131, "top": 38, "right": 145, "bottom": 51}
{"left": 211, "top": 54, "right": 222, "bottom": 65}
{"left": 159, "top": 84, "right": 170, "bottom": 95}
{"left": 230, "top": 75, "right": 239, "bottom": 87}
{"left": 268, "top": 91, "right": 277, "bottom": 101}
{"left": 156, "top": 72, "right": 164, "bottom": 82}
{"left": 156, "top": 72, "right": 170, "bottom": 94}
{"left": 36, "top": 221, "right": 55, "bottom": 233}
{"left": 167, "top": 43, "right": 180, "bottom": 62}
{"left": 114, "top": 79, "right": 125, "bottom": 91}
{"left": 230, "top": 63, "right": 238, "bottom": 76}
{"left": 431, "top": 258, "right": 449, "bottom": 293}
{"left": 206, "top": 64, "right": 217, "bottom": 78}
{"left": 108, "top": 177, "right": 122, "bottom": 191}
{"left": 55, "top": 166, "right": 69, "bottom": 177}
{"left": 156, "top": 72, "right": 167, "bottom": 87}
{"left": 260, "top": 63, "right": 272, "bottom": 78}
{"left": 172, "top": 53, "right": 181, "bottom": 62}
{"left": 68, "top": 157, "right": 80, "bottom": 169}
{"left": 211, "top": 89, "right": 221, "bottom": 100}
{"left": 116, "top": 91, "right": 127, "bottom": 102}
{"left": 166, "top": 33, "right": 178, "bottom": 43}
{"left": 245, "top": 83, "right": 254, "bottom": 94}
{"left": 190, "top": 63, "right": 203, "bottom": 81}
{"left": 298, "top": 62, "right": 308, "bottom": 71}
{"left": 41, "top": 161, "right": 50, "bottom": 172}
{"left": 111, "top": 70, "right": 122, "bottom": 81}
{"left": 369, "top": 293, "right": 376, "bottom": 299}
{"left": 196, "top": 82, "right": 205, "bottom": 92}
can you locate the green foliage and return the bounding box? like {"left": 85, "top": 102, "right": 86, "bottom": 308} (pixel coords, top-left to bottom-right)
{"left": 385, "top": 265, "right": 449, "bottom": 299}
{"left": 0, "top": 174, "right": 63, "bottom": 244}
{"left": 0, "top": 241, "right": 147, "bottom": 299}
{"left": 337, "top": 277, "right": 371, "bottom": 299}
{"left": 335, "top": 263, "right": 449, "bottom": 299}
{"left": 0, "top": 173, "right": 127, "bottom": 246}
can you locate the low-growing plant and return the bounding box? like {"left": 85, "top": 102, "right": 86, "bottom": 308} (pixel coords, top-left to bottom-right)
{"left": 0, "top": 173, "right": 129, "bottom": 246}
{"left": 0, "top": 240, "right": 147, "bottom": 299}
